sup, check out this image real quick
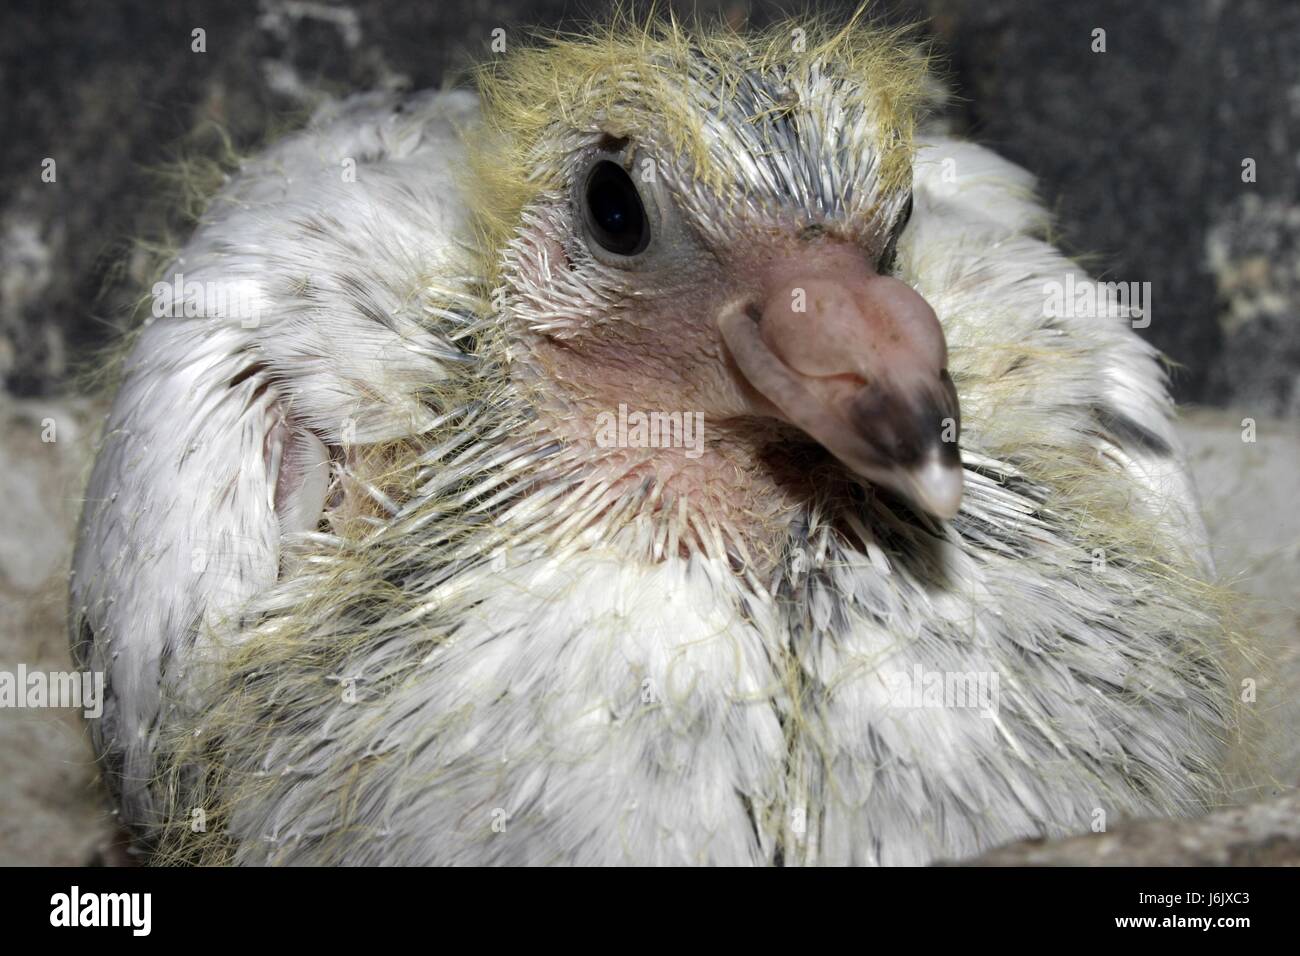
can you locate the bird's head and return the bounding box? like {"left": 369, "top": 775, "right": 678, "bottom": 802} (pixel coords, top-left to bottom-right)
{"left": 470, "top": 16, "right": 962, "bottom": 526}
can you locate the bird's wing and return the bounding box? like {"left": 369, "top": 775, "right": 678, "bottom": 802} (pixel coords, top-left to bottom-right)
{"left": 911, "top": 133, "right": 1211, "bottom": 570}
{"left": 783, "top": 136, "right": 1223, "bottom": 865}
{"left": 71, "top": 90, "right": 482, "bottom": 825}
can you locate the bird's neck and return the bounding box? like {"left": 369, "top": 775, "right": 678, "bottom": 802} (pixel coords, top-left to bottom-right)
{"left": 510, "top": 376, "right": 840, "bottom": 576}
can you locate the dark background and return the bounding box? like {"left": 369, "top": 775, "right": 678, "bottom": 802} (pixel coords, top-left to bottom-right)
{"left": 2, "top": 0, "right": 1297, "bottom": 413}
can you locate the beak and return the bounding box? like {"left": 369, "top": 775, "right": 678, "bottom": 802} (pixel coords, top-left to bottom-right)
{"left": 719, "top": 244, "right": 963, "bottom": 519}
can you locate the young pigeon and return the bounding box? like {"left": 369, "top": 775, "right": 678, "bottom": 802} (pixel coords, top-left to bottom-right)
{"left": 72, "top": 15, "right": 1230, "bottom": 865}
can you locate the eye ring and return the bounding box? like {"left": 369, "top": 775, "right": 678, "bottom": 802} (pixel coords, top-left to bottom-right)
{"left": 579, "top": 157, "right": 653, "bottom": 261}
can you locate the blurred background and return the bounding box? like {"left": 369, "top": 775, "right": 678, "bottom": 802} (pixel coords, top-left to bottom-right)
{"left": 1, "top": 0, "right": 1296, "bottom": 864}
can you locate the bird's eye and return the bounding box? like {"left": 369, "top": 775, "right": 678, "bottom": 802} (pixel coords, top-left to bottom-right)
{"left": 582, "top": 160, "right": 651, "bottom": 258}
{"left": 878, "top": 193, "right": 914, "bottom": 275}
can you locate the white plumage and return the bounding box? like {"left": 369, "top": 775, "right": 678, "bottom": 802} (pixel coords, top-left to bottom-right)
{"left": 72, "top": 19, "right": 1228, "bottom": 865}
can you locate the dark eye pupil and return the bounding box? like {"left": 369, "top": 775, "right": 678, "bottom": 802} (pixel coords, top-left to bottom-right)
{"left": 584, "top": 160, "right": 650, "bottom": 256}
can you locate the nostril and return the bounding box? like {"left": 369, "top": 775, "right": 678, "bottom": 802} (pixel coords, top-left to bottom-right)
{"left": 744, "top": 302, "right": 763, "bottom": 324}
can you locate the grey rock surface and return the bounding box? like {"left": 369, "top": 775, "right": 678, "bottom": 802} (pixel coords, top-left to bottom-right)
{"left": 927, "top": 0, "right": 1300, "bottom": 413}
{"left": 959, "top": 791, "right": 1300, "bottom": 866}
{"left": 0, "top": 395, "right": 112, "bottom": 865}
{"left": 1179, "top": 407, "right": 1300, "bottom": 801}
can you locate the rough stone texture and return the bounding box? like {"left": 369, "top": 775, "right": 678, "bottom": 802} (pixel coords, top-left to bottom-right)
{"left": 1179, "top": 408, "right": 1300, "bottom": 802}
{"left": 926, "top": 0, "right": 1300, "bottom": 414}
{"left": 958, "top": 792, "right": 1300, "bottom": 866}
{"left": 1204, "top": 197, "right": 1300, "bottom": 418}
{"left": 0, "top": 395, "right": 112, "bottom": 866}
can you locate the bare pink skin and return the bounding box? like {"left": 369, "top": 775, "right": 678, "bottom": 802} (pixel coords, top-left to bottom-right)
{"left": 517, "top": 228, "right": 963, "bottom": 553}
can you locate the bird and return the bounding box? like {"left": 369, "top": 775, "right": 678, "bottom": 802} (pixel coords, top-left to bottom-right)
{"left": 71, "top": 12, "right": 1232, "bottom": 865}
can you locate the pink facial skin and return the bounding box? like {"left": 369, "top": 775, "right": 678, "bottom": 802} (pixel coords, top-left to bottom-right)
{"left": 514, "top": 221, "right": 963, "bottom": 533}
